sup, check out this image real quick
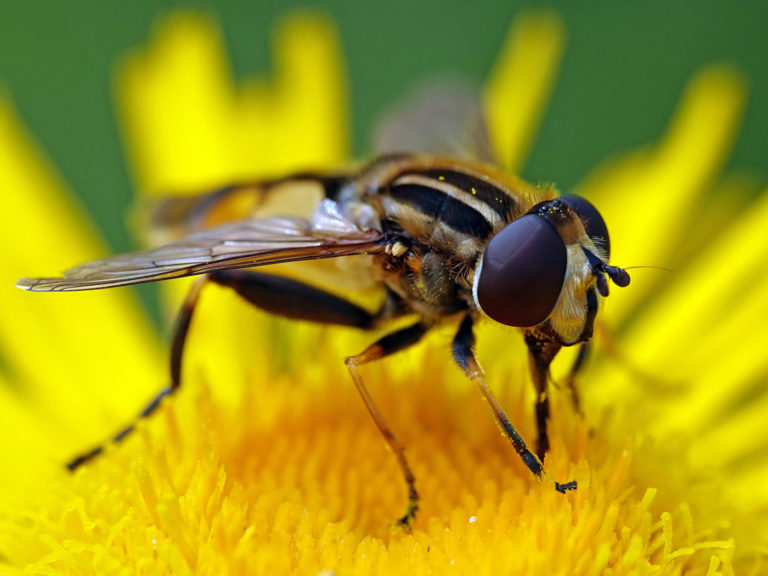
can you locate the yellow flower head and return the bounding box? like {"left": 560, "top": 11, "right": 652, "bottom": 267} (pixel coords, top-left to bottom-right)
{"left": 1, "top": 9, "right": 767, "bottom": 576}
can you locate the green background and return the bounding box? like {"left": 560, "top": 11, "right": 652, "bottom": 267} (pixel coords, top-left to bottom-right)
{"left": 1, "top": 0, "right": 766, "bottom": 257}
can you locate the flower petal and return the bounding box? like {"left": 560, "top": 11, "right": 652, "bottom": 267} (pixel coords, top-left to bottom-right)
{"left": 0, "top": 96, "right": 163, "bottom": 449}
{"left": 118, "top": 11, "right": 348, "bottom": 195}
{"left": 580, "top": 64, "right": 747, "bottom": 321}
{"left": 599, "top": 188, "right": 768, "bottom": 438}
{"left": 483, "top": 10, "right": 565, "bottom": 173}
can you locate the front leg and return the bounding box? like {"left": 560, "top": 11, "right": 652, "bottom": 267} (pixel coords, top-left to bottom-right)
{"left": 524, "top": 330, "right": 562, "bottom": 460}
{"left": 561, "top": 342, "right": 590, "bottom": 416}
{"left": 452, "top": 315, "right": 575, "bottom": 493}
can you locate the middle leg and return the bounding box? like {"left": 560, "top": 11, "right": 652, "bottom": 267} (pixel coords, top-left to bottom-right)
{"left": 212, "top": 270, "right": 427, "bottom": 525}
{"left": 524, "top": 330, "right": 562, "bottom": 460}
{"left": 345, "top": 322, "right": 429, "bottom": 528}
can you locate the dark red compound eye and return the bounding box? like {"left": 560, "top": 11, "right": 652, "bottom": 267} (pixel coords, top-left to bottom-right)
{"left": 475, "top": 214, "right": 567, "bottom": 327}
{"left": 559, "top": 195, "right": 610, "bottom": 257}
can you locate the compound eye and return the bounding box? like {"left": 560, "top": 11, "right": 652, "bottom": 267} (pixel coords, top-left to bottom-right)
{"left": 560, "top": 195, "right": 610, "bottom": 257}
{"left": 475, "top": 215, "right": 567, "bottom": 327}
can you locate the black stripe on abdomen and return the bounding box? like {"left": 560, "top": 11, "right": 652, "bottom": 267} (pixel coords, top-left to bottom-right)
{"left": 389, "top": 183, "right": 493, "bottom": 238}
{"left": 421, "top": 169, "right": 515, "bottom": 221}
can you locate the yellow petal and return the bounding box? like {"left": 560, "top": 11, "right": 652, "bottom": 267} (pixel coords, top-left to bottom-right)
{"left": 235, "top": 12, "right": 348, "bottom": 173}
{"left": 581, "top": 64, "right": 747, "bottom": 321}
{"left": 601, "top": 188, "right": 768, "bottom": 437}
{"left": 118, "top": 11, "right": 348, "bottom": 195}
{"left": 0, "top": 94, "right": 162, "bottom": 452}
{"left": 0, "top": 378, "right": 63, "bottom": 504}
{"left": 483, "top": 10, "right": 565, "bottom": 173}
{"left": 118, "top": 13, "right": 235, "bottom": 193}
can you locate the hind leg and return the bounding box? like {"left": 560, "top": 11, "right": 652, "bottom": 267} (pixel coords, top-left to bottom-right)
{"left": 67, "top": 275, "right": 207, "bottom": 469}
{"left": 67, "top": 271, "right": 379, "bottom": 469}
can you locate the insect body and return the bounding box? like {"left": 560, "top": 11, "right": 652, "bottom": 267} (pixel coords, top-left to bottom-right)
{"left": 17, "top": 153, "right": 629, "bottom": 526}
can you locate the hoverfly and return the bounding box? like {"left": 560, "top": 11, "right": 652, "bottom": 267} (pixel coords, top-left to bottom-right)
{"left": 16, "top": 85, "right": 630, "bottom": 526}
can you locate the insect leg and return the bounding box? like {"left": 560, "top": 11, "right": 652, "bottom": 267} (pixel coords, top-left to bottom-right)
{"left": 345, "top": 322, "right": 429, "bottom": 528}
{"left": 453, "top": 315, "right": 575, "bottom": 493}
{"left": 208, "top": 270, "right": 375, "bottom": 328}
{"left": 523, "top": 331, "right": 562, "bottom": 460}
{"left": 560, "top": 343, "right": 589, "bottom": 415}
{"left": 170, "top": 275, "right": 208, "bottom": 389}
{"left": 208, "top": 270, "right": 430, "bottom": 524}
{"left": 452, "top": 317, "right": 539, "bottom": 475}
{"left": 67, "top": 275, "right": 207, "bottom": 470}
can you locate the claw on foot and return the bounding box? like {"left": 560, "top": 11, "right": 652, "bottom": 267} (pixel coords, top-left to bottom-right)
{"left": 396, "top": 497, "right": 419, "bottom": 531}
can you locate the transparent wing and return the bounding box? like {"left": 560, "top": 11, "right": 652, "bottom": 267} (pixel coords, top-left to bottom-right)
{"left": 372, "top": 79, "right": 496, "bottom": 164}
{"left": 136, "top": 173, "right": 351, "bottom": 246}
{"left": 135, "top": 183, "right": 270, "bottom": 246}
{"left": 17, "top": 205, "right": 384, "bottom": 292}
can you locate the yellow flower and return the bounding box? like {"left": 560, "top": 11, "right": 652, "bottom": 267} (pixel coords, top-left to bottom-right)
{"left": 1, "top": 9, "right": 766, "bottom": 575}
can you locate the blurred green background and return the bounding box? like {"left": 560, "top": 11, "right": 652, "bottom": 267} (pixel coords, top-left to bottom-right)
{"left": 1, "top": 0, "right": 766, "bottom": 258}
